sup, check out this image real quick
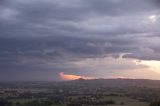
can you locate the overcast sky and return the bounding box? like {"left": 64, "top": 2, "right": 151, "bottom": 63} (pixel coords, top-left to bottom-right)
{"left": 0, "top": 0, "right": 160, "bottom": 81}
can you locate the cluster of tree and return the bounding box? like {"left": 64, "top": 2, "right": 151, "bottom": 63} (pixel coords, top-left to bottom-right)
{"left": 0, "top": 98, "right": 12, "bottom": 106}
{"left": 67, "top": 103, "right": 82, "bottom": 106}
{"left": 0, "top": 98, "right": 54, "bottom": 106}
{"left": 68, "top": 98, "right": 115, "bottom": 106}
{"left": 90, "top": 100, "right": 115, "bottom": 105}
{"left": 150, "top": 101, "right": 160, "bottom": 106}
{"left": 23, "top": 100, "right": 52, "bottom": 106}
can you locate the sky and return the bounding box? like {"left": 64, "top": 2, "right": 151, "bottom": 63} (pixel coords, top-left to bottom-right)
{"left": 0, "top": 0, "right": 160, "bottom": 81}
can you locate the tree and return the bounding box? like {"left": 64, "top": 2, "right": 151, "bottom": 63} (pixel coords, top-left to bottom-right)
{"left": 150, "top": 101, "right": 160, "bottom": 106}
{"left": 0, "top": 98, "right": 12, "bottom": 106}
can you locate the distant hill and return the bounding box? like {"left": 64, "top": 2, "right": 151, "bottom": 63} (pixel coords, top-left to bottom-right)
{"left": 66, "top": 78, "right": 160, "bottom": 88}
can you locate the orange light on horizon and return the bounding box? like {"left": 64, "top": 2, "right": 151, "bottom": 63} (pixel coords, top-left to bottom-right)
{"left": 59, "top": 72, "right": 93, "bottom": 80}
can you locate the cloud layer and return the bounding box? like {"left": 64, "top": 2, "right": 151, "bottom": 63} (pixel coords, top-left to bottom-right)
{"left": 0, "top": 0, "right": 160, "bottom": 81}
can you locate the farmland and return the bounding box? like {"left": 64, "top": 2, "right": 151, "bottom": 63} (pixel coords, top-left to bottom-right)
{"left": 0, "top": 79, "right": 160, "bottom": 106}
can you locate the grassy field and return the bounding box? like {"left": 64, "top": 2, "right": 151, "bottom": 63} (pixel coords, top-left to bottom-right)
{"left": 103, "top": 96, "right": 149, "bottom": 106}
{"left": 7, "top": 96, "right": 149, "bottom": 106}
{"left": 63, "top": 96, "right": 149, "bottom": 106}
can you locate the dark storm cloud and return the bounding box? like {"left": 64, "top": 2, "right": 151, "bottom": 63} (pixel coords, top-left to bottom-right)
{"left": 86, "top": 0, "right": 158, "bottom": 15}
{"left": 0, "top": 36, "right": 120, "bottom": 64}
{"left": 0, "top": 0, "right": 159, "bottom": 38}
{"left": 0, "top": 0, "right": 160, "bottom": 80}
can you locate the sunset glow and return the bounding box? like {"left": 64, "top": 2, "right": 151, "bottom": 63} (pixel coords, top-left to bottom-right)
{"left": 59, "top": 72, "right": 93, "bottom": 80}
{"left": 140, "top": 60, "right": 160, "bottom": 73}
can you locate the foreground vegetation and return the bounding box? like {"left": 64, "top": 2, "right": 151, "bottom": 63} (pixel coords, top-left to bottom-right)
{"left": 0, "top": 79, "right": 160, "bottom": 106}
